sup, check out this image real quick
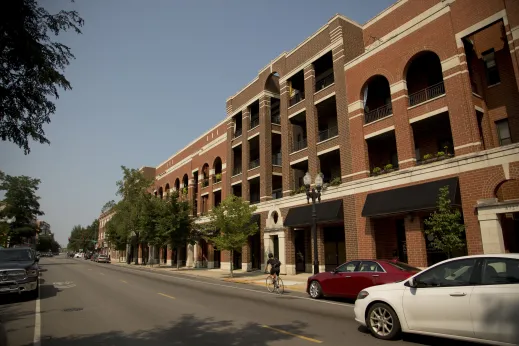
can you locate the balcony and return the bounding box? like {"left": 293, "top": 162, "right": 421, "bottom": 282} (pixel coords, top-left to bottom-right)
{"left": 232, "top": 166, "right": 242, "bottom": 176}
{"left": 318, "top": 126, "right": 338, "bottom": 142}
{"left": 292, "top": 138, "right": 307, "bottom": 152}
{"left": 289, "top": 93, "right": 303, "bottom": 107}
{"left": 272, "top": 153, "right": 282, "bottom": 166}
{"left": 409, "top": 82, "right": 445, "bottom": 107}
{"left": 201, "top": 179, "right": 209, "bottom": 188}
{"left": 365, "top": 104, "right": 393, "bottom": 124}
{"left": 212, "top": 175, "right": 222, "bottom": 184}
{"left": 315, "top": 71, "right": 334, "bottom": 91}
{"left": 272, "top": 189, "right": 282, "bottom": 199}
{"left": 250, "top": 116, "right": 259, "bottom": 130}
{"left": 271, "top": 113, "right": 281, "bottom": 125}
{"left": 249, "top": 159, "right": 260, "bottom": 170}
{"left": 233, "top": 128, "right": 242, "bottom": 138}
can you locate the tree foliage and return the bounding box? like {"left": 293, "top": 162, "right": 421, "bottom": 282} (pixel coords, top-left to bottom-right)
{"left": 37, "top": 234, "right": 60, "bottom": 252}
{"left": 0, "top": 0, "right": 84, "bottom": 154}
{"left": 67, "top": 219, "right": 98, "bottom": 252}
{"left": 202, "top": 195, "right": 258, "bottom": 277}
{"left": 0, "top": 171, "right": 44, "bottom": 245}
{"left": 101, "top": 200, "right": 116, "bottom": 214}
{"left": 423, "top": 186, "right": 466, "bottom": 258}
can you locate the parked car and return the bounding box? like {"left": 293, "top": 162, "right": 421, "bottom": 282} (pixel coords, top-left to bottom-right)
{"left": 307, "top": 259, "right": 420, "bottom": 299}
{"left": 354, "top": 254, "right": 519, "bottom": 345}
{"left": 0, "top": 248, "right": 40, "bottom": 299}
{"left": 74, "top": 253, "right": 83, "bottom": 259}
{"left": 96, "top": 255, "right": 110, "bottom": 263}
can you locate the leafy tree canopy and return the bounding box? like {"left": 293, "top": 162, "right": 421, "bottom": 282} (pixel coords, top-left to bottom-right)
{"left": 0, "top": 0, "right": 84, "bottom": 154}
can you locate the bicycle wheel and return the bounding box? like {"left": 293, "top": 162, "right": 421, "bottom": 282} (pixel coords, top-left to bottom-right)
{"left": 275, "top": 277, "right": 284, "bottom": 294}
{"left": 266, "top": 275, "right": 275, "bottom": 293}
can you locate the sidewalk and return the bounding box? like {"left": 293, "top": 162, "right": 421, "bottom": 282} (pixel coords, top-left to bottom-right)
{"left": 109, "top": 261, "right": 311, "bottom": 292}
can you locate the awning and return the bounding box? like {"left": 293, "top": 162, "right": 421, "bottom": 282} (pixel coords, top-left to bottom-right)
{"left": 284, "top": 199, "right": 343, "bottom": 228}
{"left": 361, "top": 177, "right": 461, "bottom": 218}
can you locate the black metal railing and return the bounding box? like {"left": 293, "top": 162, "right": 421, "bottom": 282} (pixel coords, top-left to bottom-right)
{"left": 408, "top": 81, "right": 445, "bottom": 106}
{"left": 212, "top": 175, "right": 222, "bottom": 184}
{"left": 271, "top": 114, "right": 281, "bottom": 124}
{"left": 364, "top": 103, "right": 393, "bottom": 124}
{"left": 315, "top": 72, "right": 334, "bottom": 91}
{"left": 233, "top": 128, "right": 242, "bottom": 138}
{"left": 233, "top": 166, "right": 242, "bottom": 176}
{"left": 292, "top": 138, "right": 307, "bottom": 152}
{"left": 250, "top": 116, "right": 259, "bottom": 129}
{"left": 271, "top": 189, "right": 282, "bottom": 199}
{"left": 272, "top": 153, "right": 282, "bottom": 166}
{"left": 318, "top": 126, "right": 338, "bottom": 142}
{"left": 249, "top": 159, "right": 260, "bottom": 169}
{"left": 289, "top": 93, "right": 304, "bottom": 107}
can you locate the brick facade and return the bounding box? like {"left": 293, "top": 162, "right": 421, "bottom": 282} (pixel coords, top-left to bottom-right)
{"left": 104, "top": 0, "right": 519, "bottom": 272}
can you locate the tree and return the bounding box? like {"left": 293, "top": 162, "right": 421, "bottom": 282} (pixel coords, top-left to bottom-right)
{"left": 0, "top": 171, "right": 44, "bottom": 245}
{"left": 203, "top": 195, "right": 258, "bottom": 277}
{"left": 423, "top": 186, "right": 466, "bottom": 259}
{"left": 156, "top": 191, "right": 194, "bottom": 269}
{"left": 101, "top": 200, "right": 116, "bottom": 214}
{"left": 114, "top": 166, "right": 154, "bottom": 264}
{"left": 66, "top": 219, "right": 98, "bottom": 252}
{"left": 105, "top": 205, "right": 128, "bottom": 253}
{"left": 0, "top": 0, "right": 84, "bottom": 154}
{"left": 37, "top": 234, "right": 59, "bottom": 252}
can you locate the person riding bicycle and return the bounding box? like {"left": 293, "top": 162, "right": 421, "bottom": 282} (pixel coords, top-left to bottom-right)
{"left": 265, "top": 253, "right": 281, "bottom": 284}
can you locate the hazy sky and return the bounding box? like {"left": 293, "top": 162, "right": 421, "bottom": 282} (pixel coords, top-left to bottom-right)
{"left": 1, "top": 0, "right": 394, "bottom": 245}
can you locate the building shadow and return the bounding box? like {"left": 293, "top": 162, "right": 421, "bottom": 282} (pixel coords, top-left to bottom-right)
{"left": 25, "top": 314, "right": 317, "bottom": 346}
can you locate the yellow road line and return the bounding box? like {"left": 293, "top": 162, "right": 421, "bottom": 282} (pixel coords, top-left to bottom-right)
{"left": 157, "top": 293, "right": 175, "bottom": 300}
{"left": 261, "top": 325, "right": 323, "bottom": 344}
{"left": 120, "top": 280, "right": 128, "bottom": 284}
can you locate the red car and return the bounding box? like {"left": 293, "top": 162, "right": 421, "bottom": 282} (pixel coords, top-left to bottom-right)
{"left": 306, "top": 259, "right": 421, "bottom": 299}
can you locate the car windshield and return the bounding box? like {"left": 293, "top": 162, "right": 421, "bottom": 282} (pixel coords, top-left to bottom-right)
{"left": 0, "top": 249, "right": 34, "bottom": 262}
{"left": 387, "top": 261, "right": 421, "bottom": 272}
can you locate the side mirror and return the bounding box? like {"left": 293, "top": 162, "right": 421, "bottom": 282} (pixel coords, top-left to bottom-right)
{"left": 35, "top": 256, "right": 40, "bottom": 262}
{"left": 407, "top": 277, "right": 418, "bottom": 288}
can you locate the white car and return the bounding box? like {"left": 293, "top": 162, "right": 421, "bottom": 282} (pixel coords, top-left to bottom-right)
{"left": 354, "top": 254, "right": 519, "bottom": 345}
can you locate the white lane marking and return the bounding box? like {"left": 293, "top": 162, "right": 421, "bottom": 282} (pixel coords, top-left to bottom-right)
{"left": 33, "top": 278, "right": 41, "bottom": 346}
{"left": 110, "top": 265, "right": 354, "bottom": 308}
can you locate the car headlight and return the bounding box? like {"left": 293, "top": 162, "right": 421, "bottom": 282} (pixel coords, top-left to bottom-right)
{"left": 26, "top": 269, "right": 38, "bottom": 277}
{"left": 357, "top": 290, "right": 369, "bottom": 300}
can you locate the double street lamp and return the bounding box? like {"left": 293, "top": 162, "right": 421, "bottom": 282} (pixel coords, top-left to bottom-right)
{"left": 303, "top": 172, "right": 323, "bottom": 274}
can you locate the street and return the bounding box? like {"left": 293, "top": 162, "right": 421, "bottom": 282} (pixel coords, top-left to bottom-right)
{"left": 0, "top": 256, "right": 484, "bottom": 346}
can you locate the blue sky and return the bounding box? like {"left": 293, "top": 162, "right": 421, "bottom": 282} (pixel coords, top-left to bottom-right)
{"left": 1, "top": 0, "right": 394, "bottom": 245}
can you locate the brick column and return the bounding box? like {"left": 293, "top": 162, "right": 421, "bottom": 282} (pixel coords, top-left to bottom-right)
{"left": 241, "top": 241, "right": 251, "bottom": 271}
{"left": 208, "top": 169, "right": 214, "bottom": 211}
{"left": 281, "top": 81, "right": 293, "bottom": 197}
{"left": 166, "top": 244, "right": 173, "bottom": 266}
{"left": 226, "top": 117, "right": 234, "bottom": 197}
{"left": 221, "top": 161, "right": 227, "bottom": 200}
{"left": 188, "top": 178, "right": 195, "bottom": 212}
{"left": 346, "top": 194, "right": 376, "bottom": 260}
{"left": 138, "top": 243, "right": 143, "bottom": 264}
{"left": 197, "top": 177, "right": 203, "bottom": 216}
{"left": 443, "top": 57, "right": 484, "bottom": 156}
{"left": 207, "top": 244, "right": 215, "bottom": 269}
{"left": 332, "top": 42, "right": 353, "bottom": 180}
{"left": 284, "top": 228, "right": 296, "bottom": 274}
{"left": 304, "top": 64, "right": 319, "bottom": 177}
{"left": 392, "top": 95, "right": 416, "bottom": 169}
{"left": 404, "top": 217, "right": 427, "bottom": 268}
{"left": 347, "top": 107, "right": 370, "bottom": 180}
{"left": 259, "top": 94, "right": 272, "bottom": 202}
{"left": 242, "top": 109, "right": 250, "bottom": 201}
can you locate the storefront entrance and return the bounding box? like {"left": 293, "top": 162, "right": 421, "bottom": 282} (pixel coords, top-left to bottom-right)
{"left": 323, "top": 226, "right": 346, "bottom": 272}
{"left": 294, "top": 229, "right": 306, "bottom": 273}
{"left": 250, "top": 232, "right": 261, "bottom": 269}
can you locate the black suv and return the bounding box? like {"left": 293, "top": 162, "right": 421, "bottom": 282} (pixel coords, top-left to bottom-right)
{"left": 0, "top": 248, "right": 40, "bottom": 299}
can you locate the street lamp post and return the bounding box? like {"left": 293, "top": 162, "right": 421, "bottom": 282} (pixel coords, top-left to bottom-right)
{"left": 303, "top": 172, "right": 323, "bottom": 274}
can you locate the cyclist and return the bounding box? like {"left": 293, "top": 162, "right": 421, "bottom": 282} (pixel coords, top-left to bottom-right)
{"left": 265, "top": 253, "right": 281, "bottom": 286}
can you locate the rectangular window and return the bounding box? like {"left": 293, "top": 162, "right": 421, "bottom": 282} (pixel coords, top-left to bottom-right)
{"left": 496, "top": 119, "right": 512, "bottom": 146}
{"left": 482, "top": 49, "right": 500, "bottom": 86}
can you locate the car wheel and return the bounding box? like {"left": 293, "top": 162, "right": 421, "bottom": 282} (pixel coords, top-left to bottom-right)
{"left": 367, "top": 303, "right": 401, "bottom": 340}
{"left": 308, "top": 280, "right": 323, "bottom": 299}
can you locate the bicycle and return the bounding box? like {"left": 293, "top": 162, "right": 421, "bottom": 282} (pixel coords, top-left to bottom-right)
{"left": 265, "top": 274, "right": 284, "bottom": 294}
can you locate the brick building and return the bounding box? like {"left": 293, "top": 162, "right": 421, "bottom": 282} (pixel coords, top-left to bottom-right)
{"left": 98, "top": 209, "right": 115, "bottom": 257}
{"left": 135, "top": 0, "right": 519, "bottom": 273}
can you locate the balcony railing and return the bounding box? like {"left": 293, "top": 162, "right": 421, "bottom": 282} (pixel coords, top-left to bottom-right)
{"left": 408, "top": 81, "right": 445, "bottom": 106}
{"left": 292, "top": 138, "right": 307, "bottom": 152}
{"left": 272, "top": 189, "right": 282, "bottom": 199}
{"left": 364, "top": 103, "right": 393, "bottom": 124}
{"left": 250, "top": 116, "right": 259, "bottom": 129}
{"left": 233, "top": 128, "right": 242, "bottom": 138}
{"left": 318, "top": 126, "right": 338, "bottom": 142}
{"left": 271, "top": 114, "right": 281, "bottom": 124}
{"left": 201, "top": 178, "right": 209, "bottom": 188}
{"left": 249, "top": 159, "right": 260, "bottom": 169}
{"left": 272, "top": 153, "right": 282, "bottom": 166}
{"left": 289, "top": 92, "right": 303, "bottom": 107}
{"left": 315, "top": 72, "right": 334, "bottom": 91}
{"left": 233, "top": 166, "right": 242, "bottom": 176}
{"left": 212, "top": 175, "right": 222, "bottom": 184}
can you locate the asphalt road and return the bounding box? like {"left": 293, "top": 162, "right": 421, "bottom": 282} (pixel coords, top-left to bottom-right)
{"left": 0, "top": 256, "right": 485, "bottom": 346}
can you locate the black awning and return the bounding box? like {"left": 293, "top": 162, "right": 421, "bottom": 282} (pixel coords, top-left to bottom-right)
{"left": 361, "top": 177, "right": 461, "bottom": 218}
{"left": 284, "top": 199, "right": 343, "bottom": 228}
